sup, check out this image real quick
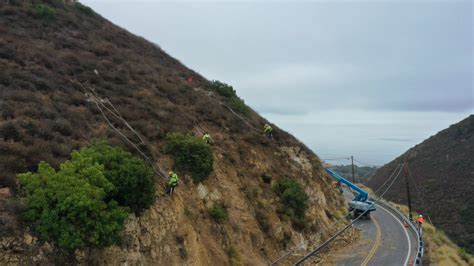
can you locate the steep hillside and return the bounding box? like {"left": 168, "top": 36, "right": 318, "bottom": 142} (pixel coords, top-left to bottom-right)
{"left": 0, "top": 1, "right": 344, "bottom": 264}
{"left": 366, "top": 115, "right": 474, "bottom": 253}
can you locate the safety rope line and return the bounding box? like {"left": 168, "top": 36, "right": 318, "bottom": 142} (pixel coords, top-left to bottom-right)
{"left": 72, "top": 79, "right": 145, "bottom": 145}
{"left": 71, "top": 79, "right": 168, "bottom": 180}
{"left": 291, "top": 163, "right": 404, "bottom": 265}
{"left": 193, "top": 87, "right": 263, "bottom": 133}
{"left": 270, "top": 164, "right": 401, "bottom": 265}
{"left": 84, "top": 82, "right": 146, "bottom": 145}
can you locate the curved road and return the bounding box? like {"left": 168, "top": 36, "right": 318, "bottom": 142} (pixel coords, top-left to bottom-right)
{"left": 335, "top": 190, "right": 418, "bottom": 266}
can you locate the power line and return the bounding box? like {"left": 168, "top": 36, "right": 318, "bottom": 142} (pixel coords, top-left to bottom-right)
{"left": 353, "top": 159, "right": 380, "bottom": 167}
{"left": 270, "top": 164, "right": 402, "bottom": 265}
{"left": 292, "top": 164, "right": 404, "bottom": 265}
{"left": 321, "top": 157, "right": 351, "bottom": 161}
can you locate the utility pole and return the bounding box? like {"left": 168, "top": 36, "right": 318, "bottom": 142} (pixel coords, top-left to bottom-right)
{"left": 404, "top": 162, "right": 413, "bottom": 221}
{"left": 351, "top": 155, "right": 355, "bottom": 183}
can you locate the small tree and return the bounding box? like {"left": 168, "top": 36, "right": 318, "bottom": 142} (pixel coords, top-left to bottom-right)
{"left": 164, "top": 133, "right": 213, "bottom": 182}
{"left": 75, "top": 2, "right": 95, "bottom": 16}
{"left": 210, "top": 80, "right": 237, "bottom": 98}
{"left": 273, "top": 177, "right": 309, "bottom": 220}
{"left": 210, "top": 80, "right": 250, "bottom": 115}
{"left": 74, "top": 142, "right": 155, "bottom": 214}
{"left": 19, "top": 161, "right": 129, "bottom": 251}
{"left": 208, "top": 204, "right": 228, "bottom": 224}
{"left": 0, "top": 122, "right": 20, "bottom": 141}
{"left": 33, "top": 4, "right": 56, "bottom": 22}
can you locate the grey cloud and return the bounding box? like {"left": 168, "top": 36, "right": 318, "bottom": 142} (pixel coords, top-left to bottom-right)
{"left": 379, "top": 137, "right": 423, "bottom": 143}
{"left": 82, "top": 0, "right": 473, "bottom": 164}
{"left": 84, "top": 1, "right": 472, "bottom": 114}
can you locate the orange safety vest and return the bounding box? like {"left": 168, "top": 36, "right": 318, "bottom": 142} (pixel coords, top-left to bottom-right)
{"left": 417, "top": 217, "right": 424, "bottom": 223}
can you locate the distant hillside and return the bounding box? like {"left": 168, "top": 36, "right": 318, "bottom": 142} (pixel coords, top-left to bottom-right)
{"left": 328, "top": 164, "right": 377, "bottom": 182}
{"left": 0, "top": 1, "right": 344, "bottom": 264}
{"left": 366, "top": 115, "right": 474, "bottom": 253}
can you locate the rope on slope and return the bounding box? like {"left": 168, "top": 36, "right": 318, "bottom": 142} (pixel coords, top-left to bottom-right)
{"left": 71, "top": 79, "right": 167, "bottom": 180}
{"left": 193, "top": 87, "right": 263, "bottom": 132}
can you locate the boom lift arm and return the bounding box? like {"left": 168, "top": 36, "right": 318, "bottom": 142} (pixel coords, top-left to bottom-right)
{"left": 325, "top": 168, "right": 375, "bottom": 219}
{"left": 325, "top": 168, "right": 368, "bottom": 202}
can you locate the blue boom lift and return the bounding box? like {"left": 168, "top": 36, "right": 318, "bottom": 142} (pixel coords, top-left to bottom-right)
{"left": 325, "top": 168, "right": 376, "bottom": 219}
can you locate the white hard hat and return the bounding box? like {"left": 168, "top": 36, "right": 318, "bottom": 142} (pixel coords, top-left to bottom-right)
{"left": 419, "top": 214, "right": 423, "bottom": 217}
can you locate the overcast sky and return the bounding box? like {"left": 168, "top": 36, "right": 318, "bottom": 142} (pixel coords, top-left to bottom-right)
{"left": 82, "top": 0, "right": 473, "bottom": 166}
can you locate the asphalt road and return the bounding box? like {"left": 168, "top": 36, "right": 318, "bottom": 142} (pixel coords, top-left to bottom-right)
{"left": 336, "top": 190, "right": 418, "bottom": 266}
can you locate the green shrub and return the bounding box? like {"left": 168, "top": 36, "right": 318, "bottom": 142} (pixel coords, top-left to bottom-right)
{"left": 458, "top": 248, "right": 470, "bottom": 263}
{"left": 261, "top": 174, "right": 272, "bottom": 184}
{"left": 17, "top": 142, "right": 157, "bottom": 250}
{"left": 34, "top": 4, "right": 56, "bottom": 22}
{"left": 210, "top": 80, "right": 237, "bottom": 98}
{"left": 19, "top": 161, "right": 129, "bottom": 251}
{"left": 226, "top": 245, "right": 241, "bottom": 266}
{"left": 229, "top": 96, "right": 250, "bottom": 115}
{"left": 208, "top": 204, "right": 228, "bottom": 224}
{"left": 0, "top": 122, "right": 20, "bottom": 141}
{"left": 210, "top": 80, "right": 250, "bottom": 115}
{"left": 273, "top": 177, "right": 309, "bottom": 220}
{"left": 164, "top": 133, "right": 213, "bottom": 182}
{"left": 75, "top": 2, "right": 95, "bottom": 16}
{"left": 255, "top": 208, "right": 270, "bottom": 233}
{"left": 75, "top": 142, "right": 155, "bottom": 214}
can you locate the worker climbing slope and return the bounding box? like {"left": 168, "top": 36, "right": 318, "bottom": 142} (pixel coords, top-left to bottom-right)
{"left": 166, "top": 171, "right": 179, "bottom": 195}
{"left": 264, "top": 123, "right": 273, "bottom": 138}
{"left": 202, "top": 132, "right": 212, "bottom": 144}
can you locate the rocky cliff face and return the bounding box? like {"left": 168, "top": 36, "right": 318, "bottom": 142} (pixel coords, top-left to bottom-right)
{"left": 0, "top": 1, "right": 344, "bottom": 264}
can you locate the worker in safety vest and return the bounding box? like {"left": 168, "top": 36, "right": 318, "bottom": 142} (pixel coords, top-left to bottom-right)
{"left": 417, "top": 214, "right": 424, "bottom": 230}
{"left": 202, "top": 132, "right": 211, "bottom": 144}
{"left": 331, "top": 181, "right": 343, "bottom": 193}
{"left": 264, "top": 124, "right": 273, "bottom": 138}
{"left": 166, "top": 171, "right": 179, "bottom": 195}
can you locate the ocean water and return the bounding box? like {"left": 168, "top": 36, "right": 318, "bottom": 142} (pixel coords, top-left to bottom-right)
{"left": 263, "top": 109, "right": 473, "bottom": 166}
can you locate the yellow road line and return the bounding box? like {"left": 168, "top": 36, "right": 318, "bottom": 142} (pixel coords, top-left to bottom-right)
{"left": 361, "top": 216, "right": 382, "bottom": 266}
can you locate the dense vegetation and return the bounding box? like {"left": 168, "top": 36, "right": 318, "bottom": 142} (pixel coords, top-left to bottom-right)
{"left": 273, "top": 177, "right": 309, "bottom": 228}
{"left": 210, "top": 80, "right": 250, "bottom": 115}
{"left": 164, "top": 132, "right": 213, "bottom": 182}
{"left": 18, "top": 143, "right": 154, "bottom": 251}
{"left": 75, "top": 142, "right": 155, "bottom": 214}
{"left": 33, "top": 4, "right": 56, "bottom": 22}
{"left": 208, "top": 204, "right": 228, "bottom": 224}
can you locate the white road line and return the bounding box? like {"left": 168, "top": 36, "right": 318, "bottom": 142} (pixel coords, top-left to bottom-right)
{"left": 376, "top": 204, "right": 412, "bottom": 266}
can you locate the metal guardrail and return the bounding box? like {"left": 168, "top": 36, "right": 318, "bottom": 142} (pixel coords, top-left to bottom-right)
{"left": 289, "top": 165, "right": 404, "bottom": 265}
{"left": 376, "top": 199, "right": 424, "bottom": 265}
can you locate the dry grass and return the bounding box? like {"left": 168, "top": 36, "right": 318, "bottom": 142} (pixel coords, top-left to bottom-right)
{"left": 364, "top": 115, "right": 474, "bottom": 254}
{"left": 0, "top": 2, "right": 346, "bottom": 265}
